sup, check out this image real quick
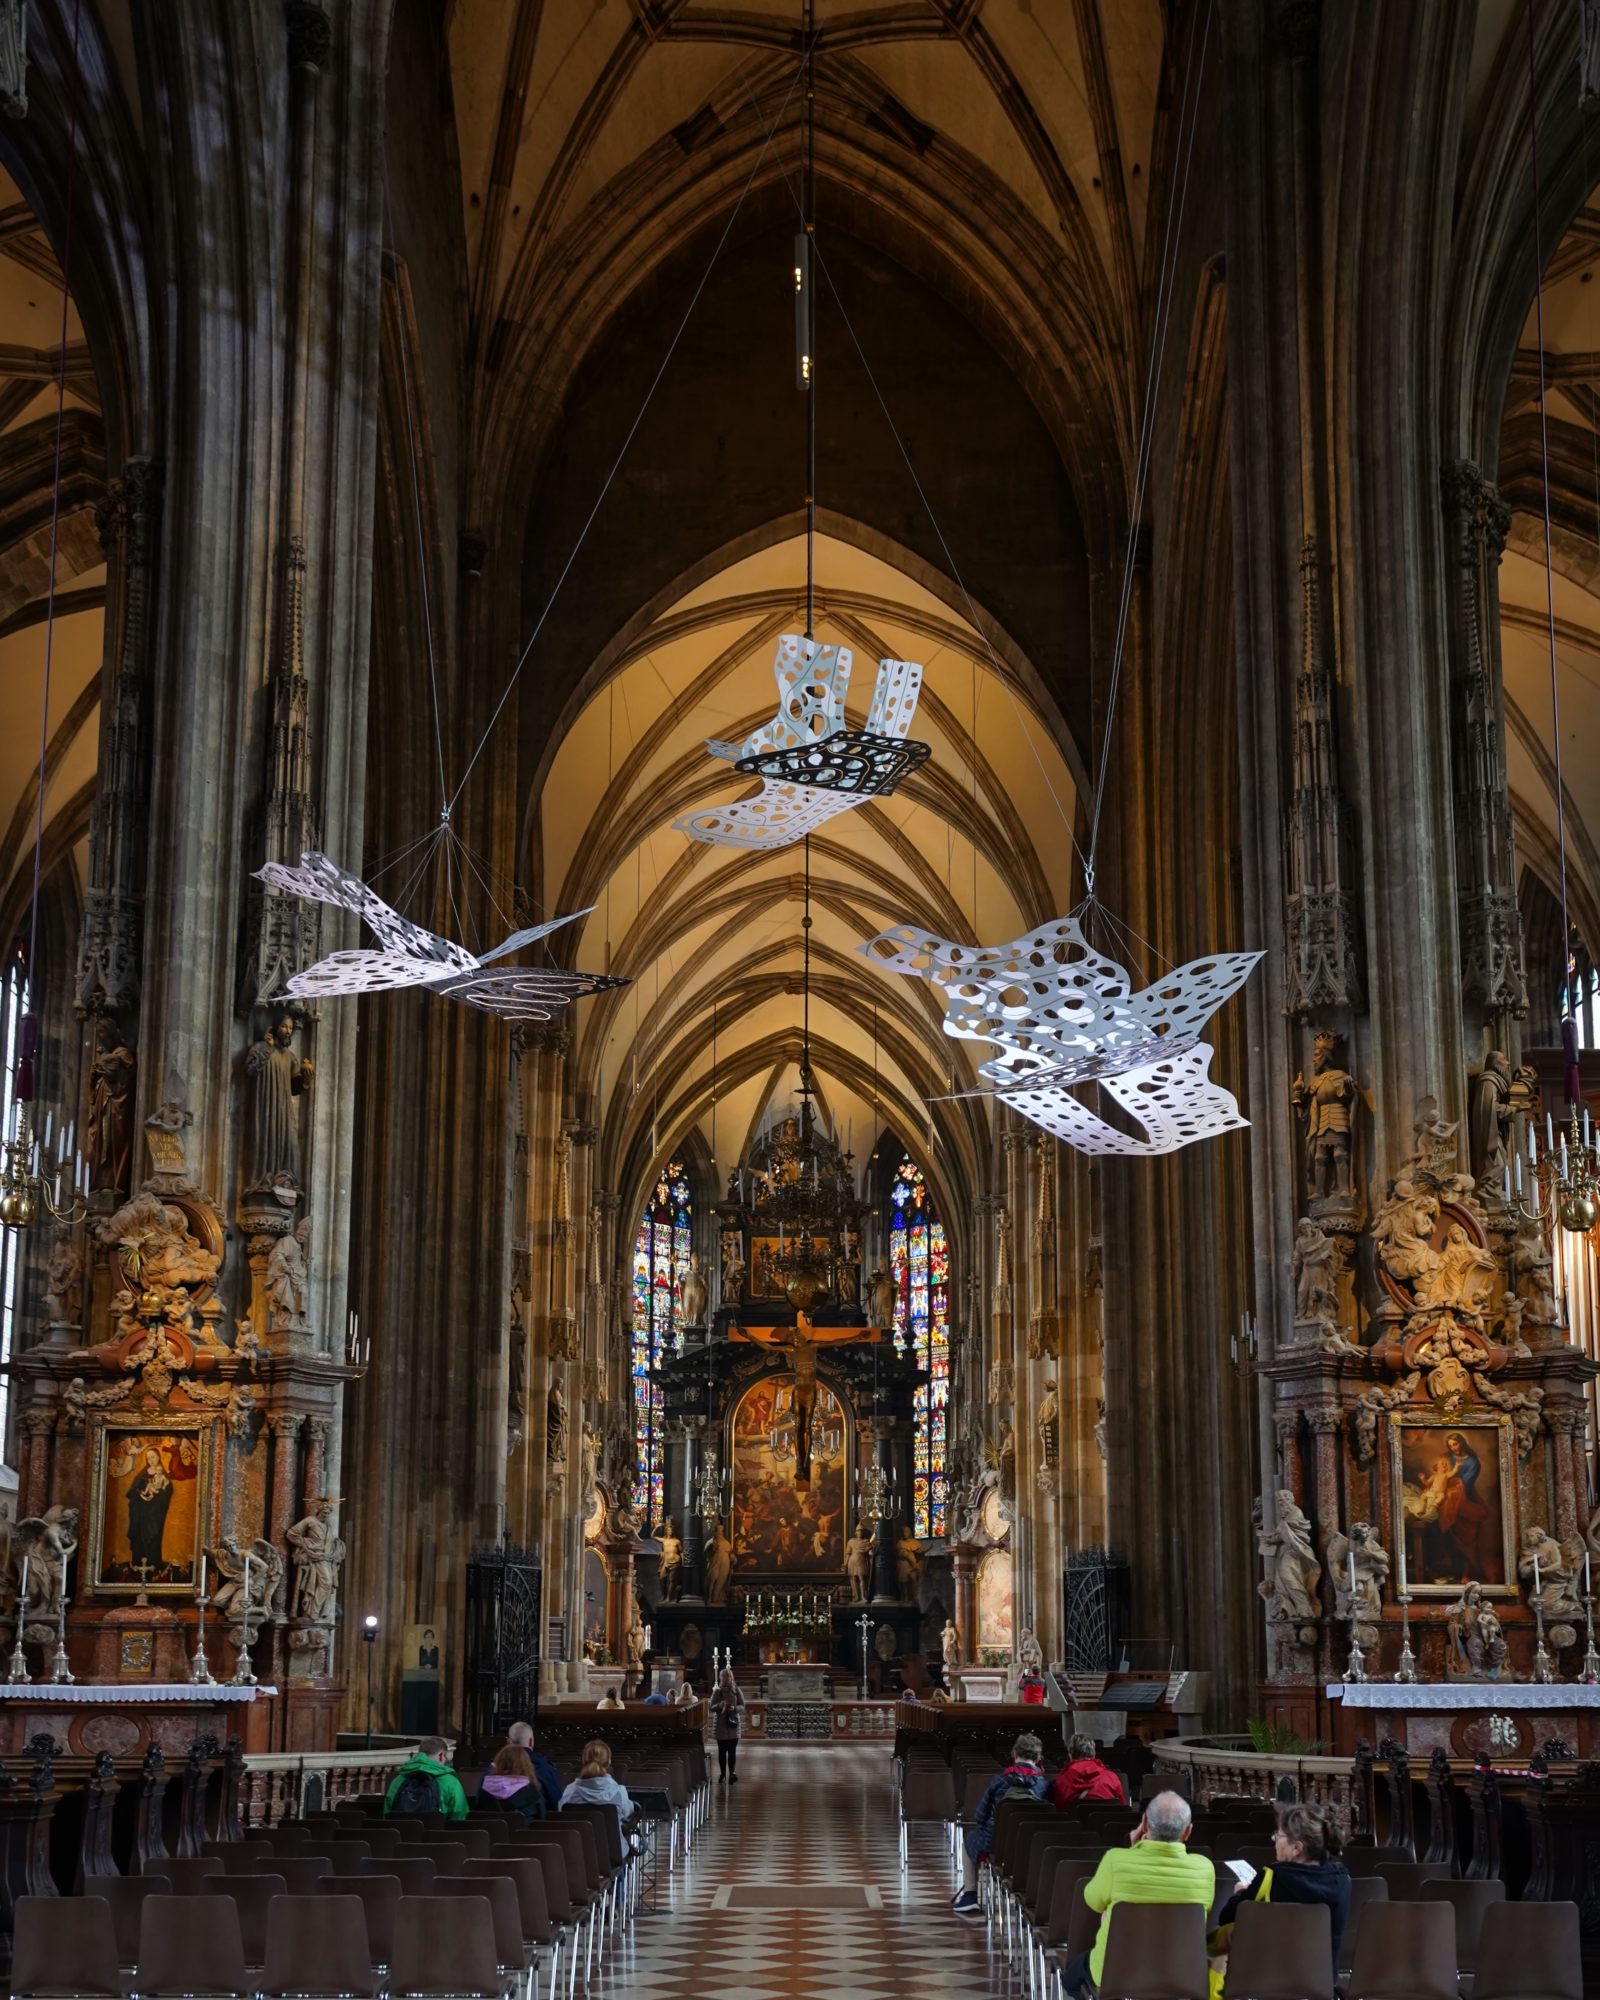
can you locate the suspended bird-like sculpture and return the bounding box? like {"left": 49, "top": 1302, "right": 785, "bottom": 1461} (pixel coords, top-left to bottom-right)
{"left": 674, "top": 633, "right": 930, "bottom": 851}
{"left": 255, "top": 852, "right": 629, "bottom": 1021}
{"left": 859, "top": 914, "right": 1262, "bottom": 1156}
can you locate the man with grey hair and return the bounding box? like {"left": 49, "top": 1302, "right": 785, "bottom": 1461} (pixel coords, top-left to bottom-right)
{"left": 478, "top": 1717, "right": 561, "bottom": 1815}
{"left": 1059, "top": 1789, "right": 1214, "bottom": 1996}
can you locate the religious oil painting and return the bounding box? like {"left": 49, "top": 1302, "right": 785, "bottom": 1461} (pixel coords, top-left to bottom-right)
{"left": 1391, "top": 1414, "right": 1516, "bottom": 1598}
{"left": 90, "top": 1422, "right": 211, "bottom": 1593}
{"left": 976, "top": 1546, "right": 1015, "bottom": 1653}
{"left": 730, "top": 1373, "right": 847, "bottom": 1573}
{"left": 748, "top": 1235, "right": 834, "bottom": 1303}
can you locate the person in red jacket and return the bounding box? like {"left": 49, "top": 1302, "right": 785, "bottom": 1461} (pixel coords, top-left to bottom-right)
{"left": 1049, "top": 1732, "right": 1126, "bottom": 1808}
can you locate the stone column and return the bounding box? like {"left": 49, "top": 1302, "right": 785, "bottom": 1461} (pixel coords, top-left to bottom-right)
{"left": 20, "top": 1412, "right": 53, "bottom": 1520}
{"left": 870, "top": 1418, "right": 900, "bottom": 1605}
{"left": 679, "top": 1416, "right": 706, "bottom": 1602}
{"left": 951, "top": 1544, "right": 978, "bottom": 1668}
{"left": 268, "top": 1414, "right": 304, "bottom": 1548}
{"left": 303, "top": 1416, "right": 329, "bottom": 1512}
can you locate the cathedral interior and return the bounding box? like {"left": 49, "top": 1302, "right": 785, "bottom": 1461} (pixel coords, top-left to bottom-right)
{"left": 3, "top": 0, "right": 1600, "bottom": 1979}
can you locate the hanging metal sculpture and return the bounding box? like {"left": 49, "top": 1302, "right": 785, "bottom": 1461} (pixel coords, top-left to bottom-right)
{"left": 859, "top": 913, "right": 1261, "bottom": 1156}
{"left": 674, "top": 634, "right": 930, "bottom": 851}
{"left": 255, "top": 852, "right": 628, "bottom": 1020}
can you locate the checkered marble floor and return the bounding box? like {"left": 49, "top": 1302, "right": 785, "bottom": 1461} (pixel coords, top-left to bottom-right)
{"left": 592, "top": 1746, "right": 1021, "bottom": 2000}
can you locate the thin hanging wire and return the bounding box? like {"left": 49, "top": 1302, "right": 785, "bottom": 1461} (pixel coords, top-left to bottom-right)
{"left": 394, "top": 282, "right": 450, "bottom": 820}
{"left": 1527, "top": 0, "right": 1574, "bottom": 985}
{"left": 25, "top": 0, "right": 84, "bottom": 1013}
{"left": 1083, "top": 0, "right": 1215, "bottom": 885}
{"left": 448, "top": 50, "right": 812, "bottom": 816}
{"left": 803, "top": 1, "right": 818, "bottom": 638}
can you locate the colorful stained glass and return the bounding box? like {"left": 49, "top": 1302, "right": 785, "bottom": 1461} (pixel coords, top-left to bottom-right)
{"left": 888, "top": 1153, "right": 950, "bottom": 1538}
{"left": 632, "top": 1161, "right": 693, "bottom": 1526}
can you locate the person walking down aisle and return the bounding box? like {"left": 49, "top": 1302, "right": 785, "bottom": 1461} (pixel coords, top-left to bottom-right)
{"left": 711, "top": 1667, "right": 745, "bottom": 1783}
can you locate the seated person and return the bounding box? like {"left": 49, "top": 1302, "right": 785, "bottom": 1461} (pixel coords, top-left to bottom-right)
{"left": 478, "top": 1719, "right": 560, "bottom": 1815}
{"left": 560, "top": 1738, "right": 638, "bottom": 1823}
{"left": 951, "top": 1732, "right": 1048, "bottom": 1916}
{"left": 383, "top": 1735, "right": 469, "bottom": 1819}
{"left": 1060, "top": 1790, "right": 1215, "bottom": 1999}
{"left": 596, "top": 1689, "right": 626, "bottom": 1709}
{"left": 672, "top": 1678, "right": 700, "bottom": 1707}
{"left": 479, "top": 1744, "right": 548, "bottom": 1823}
{"left": 1211, "top": 1802, "right": 1350, "bottom": 1976}
{"left": 1050, "top": 1731, "right": 1126, "bottom": 1807}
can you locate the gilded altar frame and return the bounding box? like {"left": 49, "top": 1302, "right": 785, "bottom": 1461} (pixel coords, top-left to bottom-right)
{"left": 87, "top": 1415, "right": 217, "bottom": 1597}
{"left": 1388, "top": 1410, "right": 1517, "bottom": 1600}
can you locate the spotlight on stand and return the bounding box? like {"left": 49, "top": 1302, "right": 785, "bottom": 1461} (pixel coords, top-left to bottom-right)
{"left": 363, "top": 1614, "right": 379, "bottom": 1749}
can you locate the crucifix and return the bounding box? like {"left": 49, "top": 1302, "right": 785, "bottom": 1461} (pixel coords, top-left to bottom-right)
{"left": 856, "top": 1609, "right": 872, "bottom": 1701}
{"left": 134, "top": 1559, "right": 152, "bottom": 1608}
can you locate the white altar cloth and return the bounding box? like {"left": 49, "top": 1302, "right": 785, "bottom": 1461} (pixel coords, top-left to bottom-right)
{"left": 1326, "top": 1683, "right": 1600, "bottom": 1710}
{"left": 0, "top": 1682, "right": 274, "bottom": 1702}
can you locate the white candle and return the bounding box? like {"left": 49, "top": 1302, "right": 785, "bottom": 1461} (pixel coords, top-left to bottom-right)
{"left": 1348, "top": 1551, "right": 1357, "bottom": 1606}
{"left": 18, "top": 1554, "right": 28, "bottom": 1615}
{"left": 242, "top": 1551, "right": 251, "bottom": 1609}
{"left": 1586, "top": 1550, "right": 1593, "bottom": 1600}
{"left": 198, "top": 1553, "right": 206, "bottom": 1602}
{"left": 1534, "top": 1553, "right": 1542, "bottom": 1596}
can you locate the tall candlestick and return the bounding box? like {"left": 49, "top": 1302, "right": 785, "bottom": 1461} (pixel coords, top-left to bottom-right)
{"left": 1534, "top": 1553, "right": 1542, "bottom": 1599}
{"left": 1348, "top": 1551, "right": 1357, "bottom": 1606}
{"left": 198, "top": 1552, "right": 206, "bottom": 1603}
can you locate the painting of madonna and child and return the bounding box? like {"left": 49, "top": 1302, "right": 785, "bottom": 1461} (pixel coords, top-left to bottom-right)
{"left": 92, "top": 1427, "right": 206, "bottom": 1590}
{"left": 1395, "top": 1419, "right": 1514, "bottom": 1596}
{"left": 731, "top": 1374, "right": 848, "bottom": 1573}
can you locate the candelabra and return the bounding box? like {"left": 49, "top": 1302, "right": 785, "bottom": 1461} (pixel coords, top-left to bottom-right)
{"left": 6, "top": 1613, "right": 28, "bottom": 1684}
{"left": 0, "top": 1100, "right": 84, "bottom": 1231}
{"left": 856, "top": 1461, "right": 893, "bottom": 1529}
{"left": 230, "top": 1615, "right": 258, "bottom": 1688}
{"left": 1531, "top": 1593, "right": 1556, "bottom": 1685}
{"left": 1506, "top": 1099, "right": 1600, "bottom": 1234}
{"left": 1393, "top": 1592, "right": 1418, "bottom": 1684}
{"left": 1581, "top": 1584, "right": 1600, "bottom": 1686}
{"left": 190, "top": 1586, "right": 216, "bottom": 1687}
{"left": 49, "top": 1597, "right": 73, "bottom": 1685}
{"left": 696, "top": 1443, "right": 728, "bottom": 1525}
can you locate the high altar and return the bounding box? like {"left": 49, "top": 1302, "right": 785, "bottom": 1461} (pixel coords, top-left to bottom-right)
{"left": 0, "top": 1097, "right": 359, "bottom": 1754}
{"left": 641, "top": 1105, "right": 928, "bottom": 1677}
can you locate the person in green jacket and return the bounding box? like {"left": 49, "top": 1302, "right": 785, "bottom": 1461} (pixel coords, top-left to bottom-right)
{"left": 1061, "top": 1791, "right": 1215, "bottom": 1998}
{"left": 382, "top": 1736, "right": 470, "bottom": 1819}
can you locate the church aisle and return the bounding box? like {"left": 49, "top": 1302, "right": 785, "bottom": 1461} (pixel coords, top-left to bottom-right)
{"left": 590, "top": 1745, "right": 1019, "bottom": 2000}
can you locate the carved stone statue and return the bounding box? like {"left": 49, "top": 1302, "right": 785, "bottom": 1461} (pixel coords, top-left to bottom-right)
{"left": 941, "top": 1617, "right": 962, "bottom": 1678}
{"left": 546, "top": 1380, "right": 568, "bottom": 1466}
{"left": 285, "top": 1499, "right": 345, "bottom": 1624}
{"left": 507, "top": 1287, "right": 527, "bottom": 1447}
{"left": 1413, "top": 1222, "right": 1497, "bottom": 1318}
{"left": 210, "top": 1536, "right": 284, "bottom": 1628}
{"left": 1468, "top": 1050, "right": 1514, "bottom": 1186}
{"left": 1445, "top": 1580, "right": 1507, "bottom": 1680}
{"left": 1017, "top": 1628, "right": 1044, "bottom": 1677}
{"left": 265, "top": 1216, "right": 311, "bottom": 1329}
{"left": 12, "top": 1506, "right": 78, "bottom": 1630}
{"left": 679, "top": 1253, "right": 708, "bottom": 1327}
{"left": 85, "top": 1022, "right": 136, "bottom": 1197}
{"left": 988, "top": 1359, "right": 1014, "bottom": 1408}
{"left": 1515, "top": 1215, "right": 1560, "bottom": 1330}
{"left": 868, "top": 1267, "right": 895, "bottom": 1329}
{"left": 1037, "top": 1379, "right": 1060, "bottom": 1471}
{"left": 836, "top": 1259, "right": 859, "bottom": 1307}
{"left": 1292, "top": 1217, "right": 1341, "bottom": 1326}
{"left": 1256, "top": 1490, "right": 1321, "bottom": 1624}
{"left": 626, "top": 1601, "right": 647, "bottom": 1670}
{"left": 895, "top": 1525, "right": 923, "bottom": 1603}
{"left": 994, "top": 1420, "right": 1017, "bottom": 1508}
{"left": 721, "top": 1236, "right": 745, "bottom": 1305}
{"left": 1372, "top": 1179, "right": 1443, "bottom": 1296}
{"left": 243, "top": 1011, "right": 314, "bottom": 1192}
{"left": 1293, "top": 1031, "right": 1356, "bottom": 1201}
{"left": 42, "top": 1232, "right": 84, "bottom": 1325}
{"left": 705, "top": 1518, "right": 733, "bottom": 1606}
{"left": 1328, "top": 1520, "right": 1390, "bottom": 1633}
{"left": 1519, "top": 1524, "right": 1582, "bottom": 1633}
{"left": 845, "top": 1525, "right": 876, "bottom": 1603}
{"left": 658, "top": 1519, "right": 684, "bottom": 1602}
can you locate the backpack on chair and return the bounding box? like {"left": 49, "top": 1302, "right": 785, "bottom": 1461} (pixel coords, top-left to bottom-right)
{"left": 390, "top": 1769, "right": 441, "bottom": 1816}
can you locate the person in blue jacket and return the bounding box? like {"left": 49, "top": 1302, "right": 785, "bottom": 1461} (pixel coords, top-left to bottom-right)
{"left": 478, "top": 1719, "right": 561, "bottom": 1815}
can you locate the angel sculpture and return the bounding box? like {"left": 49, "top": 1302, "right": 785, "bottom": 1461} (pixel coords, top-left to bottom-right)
{"left": 254, "top": 851, "right": 629, "bottom": 1021}
{"left": 209, "top": 1536, "right": 284, "bottom": 1631}
{"left": 860, "top": 912, "right": 1261, "bottom": 1156}
{"left": 674, "top": 634, "right": 930, "bottom": 851}
{"left": 11, "top": 1506, "right": 79, "bottom": 1628}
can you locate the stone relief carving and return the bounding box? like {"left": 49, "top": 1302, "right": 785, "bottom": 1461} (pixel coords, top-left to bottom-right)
{"left": 265, "top": 1216, "right": 311, "bottom": 1331}
{"left": 1328, "top": 1520, "right": 1389, "bottom": 1643}
{"left": 1518, "top": 1525, "right": 1582, "bottom": 1645}
{"left": 209, "top": 1536, "right": 284, "bottom": 1635}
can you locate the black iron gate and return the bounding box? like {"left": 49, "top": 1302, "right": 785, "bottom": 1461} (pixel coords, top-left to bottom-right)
{"left": 1062, "top": 1544, "right": 1128, "bottom": 1673}
{"left": 463, "top": 1538, "right": 541, "bottom": 1750}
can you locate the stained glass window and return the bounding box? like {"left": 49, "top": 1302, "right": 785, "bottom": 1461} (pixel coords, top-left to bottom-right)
{"left": 632, "top": 1160, "right": 692, "bottom": 1527}
{"left": 888, "top": 1152, "right": 949, "bottom": 1539}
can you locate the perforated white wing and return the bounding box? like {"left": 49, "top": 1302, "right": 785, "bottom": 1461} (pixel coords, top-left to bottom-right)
{"left": 441, "top": 967, "right": 631, "bottom": 1021}
{"left": 257, "top": 852, "right": 475, "bottom": 972}
{"left": 672, "top": 781, "right": 859, "bottom": 852}
{"left": 1000, "top": 1046, "right": 1252, "bottom": 1156}
{"left": 863, "top": 657, "right": 923, "bottom": 739}
{"left": 283, "top": 948, "right": 462, "bottom": 1000}
{"left": 706, "top": 635, "right": 853, "bottom": 763}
